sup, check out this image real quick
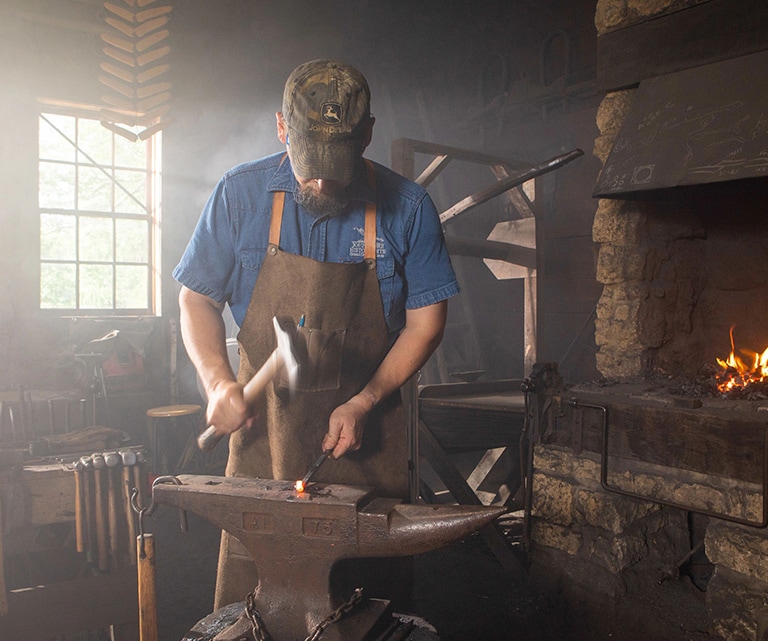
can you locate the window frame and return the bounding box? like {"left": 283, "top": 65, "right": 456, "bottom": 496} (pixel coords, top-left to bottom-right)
{"left": 36, "top": 99, "right": 162, "bottom": 318}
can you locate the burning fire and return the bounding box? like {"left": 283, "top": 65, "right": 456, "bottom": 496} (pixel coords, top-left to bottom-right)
{"left": 715, "top": 327, "right": 768, "bottom": 393}
{"left": 294, "top": 480, "right": 305, "bottom": 493}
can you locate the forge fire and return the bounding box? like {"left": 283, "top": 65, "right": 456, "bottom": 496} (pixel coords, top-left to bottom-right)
{"left": 715, "top": 327, "right": 768, "bottom": 396}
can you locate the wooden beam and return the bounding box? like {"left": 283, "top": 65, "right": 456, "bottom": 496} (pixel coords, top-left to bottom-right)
{"left": 444, "top": 236, "right": 537, "bottom": 269}
{"left": 597, "top": 0, "right": 768, "bottom": 91}
{"left": 418, "top": 421, "right": 526, "bottom": 578}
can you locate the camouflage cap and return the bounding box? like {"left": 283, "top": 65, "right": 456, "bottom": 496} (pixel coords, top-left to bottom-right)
{"left": 282, "top": 59, "right": 371, "bottom": 183}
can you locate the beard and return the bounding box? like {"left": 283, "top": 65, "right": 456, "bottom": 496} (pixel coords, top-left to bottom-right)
{"left": 295, "top": 183, "right": 350, "bottom": 218}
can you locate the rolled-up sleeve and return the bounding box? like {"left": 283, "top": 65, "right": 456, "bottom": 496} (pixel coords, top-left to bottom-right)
{"left": 403, "top": 192, "right": 460, "bottom": 309}
{"left": 172, "top": 179, "right": 237, "bottom": 305}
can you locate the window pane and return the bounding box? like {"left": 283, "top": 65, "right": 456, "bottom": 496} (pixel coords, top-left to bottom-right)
{"left": 116, "top": 265, "right": 148, "bottom": 308}
{"left": 41, "top": 263, "right": 76, "bottom": 308}
{"left": 78, "top": 119, "right": 112, "bottom": 166}
{"left": 79, "top": 264, "right": 113, "bottom": 308}
{"left": 38, "top": 111, "right": 157, "bottom": 315}
{"left": 116, "top": 219, "right": 149, "bottom": 262}
{"left": 115, "top": 169, "right": 147, "bottom": 214}
{"left": 115, "top": 135, "right": 147, "bottom": 168}
{"left": 39, "top": 114, "right": 75, "bottom": 162}
{"left": 39, "top": 162, "right": 76, "bottom": 209}
{"left": 79, "top": 166, "right": 113, "bottom": 212}
{"left": 80, "top": 217, "right": 113, "bottom": 262}
{"left": 41, "top": 213, "right": 76, "bottom": 260}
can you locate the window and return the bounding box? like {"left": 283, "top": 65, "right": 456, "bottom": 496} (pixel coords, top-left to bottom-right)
{"left": 38, "top": 107, "right": 161, "bottom": 315}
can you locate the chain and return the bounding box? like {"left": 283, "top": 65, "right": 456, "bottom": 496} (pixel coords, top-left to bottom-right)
{"left": 304, "top": 587, "right": 364, "bottom": 641}
{"left": 246, "top": 592, "right": 272, "bottom": 641}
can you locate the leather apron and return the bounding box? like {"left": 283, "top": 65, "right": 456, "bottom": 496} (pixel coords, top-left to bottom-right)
{"left": 214, "top": 169, "right": 409, "bottom": 609}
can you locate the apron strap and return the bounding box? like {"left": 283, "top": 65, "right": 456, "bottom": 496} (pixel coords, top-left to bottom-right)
{"left": 269, "top": 190, "right": 285, "bottom": 247}
{"left": 364, "top": 161, "right": 377, "bottom": 261}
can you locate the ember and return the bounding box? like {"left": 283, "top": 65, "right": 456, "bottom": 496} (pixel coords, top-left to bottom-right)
{"left": 715, "top": 327, "right": 768, "bottom": 395}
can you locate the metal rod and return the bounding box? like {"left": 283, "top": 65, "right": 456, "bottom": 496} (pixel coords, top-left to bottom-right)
{"left": 439, "top": 148, "right": 584, "bottom": 224}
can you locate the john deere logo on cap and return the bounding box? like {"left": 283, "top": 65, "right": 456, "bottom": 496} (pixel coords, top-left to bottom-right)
{"left": 321, "top": 102, "right": 342, "bottom": 124}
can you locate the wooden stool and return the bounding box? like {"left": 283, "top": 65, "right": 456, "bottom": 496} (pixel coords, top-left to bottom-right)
{"left": 146, "top": 404, "right": 202, "bottom": 474}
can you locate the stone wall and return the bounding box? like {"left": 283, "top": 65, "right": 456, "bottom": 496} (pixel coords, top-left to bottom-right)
{"left": 706, "top": 522, "right": 768, "bottom": 640}
{"left": 530, "top": 442, "right": 768, "bottom": 640}
{"left": 592, "top": 0, "right": 768, "bottom": 374}
{"left": 592, "top": 90, "right": 709, "bottom": 378}
{"left": 529, "top": 445, "right": 690, "bottom": 596}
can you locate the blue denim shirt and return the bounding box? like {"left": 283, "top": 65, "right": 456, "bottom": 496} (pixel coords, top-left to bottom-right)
{"left": 173, "top": 153, "right": 459, "bottom": 338}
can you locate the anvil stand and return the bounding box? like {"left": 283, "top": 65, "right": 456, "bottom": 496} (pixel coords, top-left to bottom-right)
{"left": 150, "top": 474, "right": 505, "bottom": 641}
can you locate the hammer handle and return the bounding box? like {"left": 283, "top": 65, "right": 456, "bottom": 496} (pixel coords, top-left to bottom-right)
{"left": 137, "top": 533, "right": 158, "bottom": 641}
{"left": 93, "top": 468, "right": 110, "bottom": 572}
{"left": 197, "top": 349, "right": 280, "bottom": 451}
{"left": 74, "top": 468, "right": 85, "bottom": 553}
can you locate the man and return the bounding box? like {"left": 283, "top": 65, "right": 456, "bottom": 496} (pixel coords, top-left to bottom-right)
{"left": 173, "top": 59, "right": 459, "bottom": 609}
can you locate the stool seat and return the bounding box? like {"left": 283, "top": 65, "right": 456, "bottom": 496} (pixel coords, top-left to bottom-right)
{"left": 147, "top": 404, "right": 202, "bottom": 418}
{"left": 147, "top": 404, "right": 203, "bottom": 474}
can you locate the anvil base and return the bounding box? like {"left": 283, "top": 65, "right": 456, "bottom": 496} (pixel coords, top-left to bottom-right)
{"left": 183, "top": 598, "right": 439, "bottom": 641}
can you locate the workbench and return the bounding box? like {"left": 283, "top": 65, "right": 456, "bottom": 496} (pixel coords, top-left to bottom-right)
{"left": 0, "top": 462, "right": 138, "bottom": 640}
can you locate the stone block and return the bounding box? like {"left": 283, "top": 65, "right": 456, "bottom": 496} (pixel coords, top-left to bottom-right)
{"left": 706, "top": 566, "right": 767, "bottom": 641}
{"left": 529, "top": 542, "right": 628, "bottom": 600}
{"left": 530, "top": 520, "right": 582, "bottom": 556}
{"left": 533, "top": 445, "right": 602, "bottom": 485}
{"left": 593, "top": 134, "right": 613, "bottom": 164}
{"left": 595, "top": 348, "right": 647, "bottom": 379}
{"left": 595, "top": 244, "right": 648, "bottom": 284}
{"left": 575, "top": 487, "right": 658, "bottom": 534}
{"left": 706, "top": 521, "right": 768, "bottom": 583}
{"left": 595, "top": 0, "right": 628, "bottom": 33}
{"left": 595, "top": 90, "right": 636, "bottom": 134}
{"left": 633, "top": 0, "right": 676, "bottom": 18}
{"left": 532, "top": 473, "right": 574, "bottom": 525}
{"left": 592, "top": 199, "right": 645, "bottom": 245}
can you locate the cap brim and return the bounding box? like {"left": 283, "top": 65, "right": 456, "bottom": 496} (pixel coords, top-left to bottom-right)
{"left": 287, "top": 128, "right": 362, "bottom": 183}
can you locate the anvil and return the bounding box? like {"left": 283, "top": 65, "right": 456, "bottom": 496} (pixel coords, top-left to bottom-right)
{"left": 153, "top": 474, "right": 505, "bottom": 641}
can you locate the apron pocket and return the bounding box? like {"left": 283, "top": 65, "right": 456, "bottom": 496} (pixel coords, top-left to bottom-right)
{"left": 277, "top": 326, "right": 347, "bottom": 392}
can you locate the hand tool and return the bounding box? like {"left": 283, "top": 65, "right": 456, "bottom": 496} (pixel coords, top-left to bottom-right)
{"left": 91, "top": 452, "right": 110, "bottom": 572}
{"left": 137, "top": 532, "right": 158, "bottom": 641}
{"left": 197, "top": 316, "right": 299, "bottom": 451}
{"left": 120, "top": 449, "right": 138, "bottom": 565}
{"left": 72, "top": 459, "right": 86, "bottom": 553}
{"left": 295, "top": 450, "right": 331, "bottom": 492}
{"left": 133, "top": 450, "right": 146, "bottom": 514}
{"left": 79, "top": 455, "right": 95, "bottom": 563}
{"left": 104, "top": 451, "right": 121, "bottom": 565}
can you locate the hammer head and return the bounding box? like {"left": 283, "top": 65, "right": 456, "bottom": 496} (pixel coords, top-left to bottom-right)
{"left": 273, "top": 316, "right": 299, "bottom": 393}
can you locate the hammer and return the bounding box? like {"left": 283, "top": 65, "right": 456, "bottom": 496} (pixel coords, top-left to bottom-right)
{"left": 91, "top": 452, "right": 110, "bottom": 572}
{"left": 104, "top": 451, "right": 121, "bottom": 565}
{"left": 79, "top": 455, "right": 95, "bottom": 562}
{"left": 120, "top": 449, "right": 138, "bottom": 565}
{"left": 197, "top": 316, "right": 299, "bottom": 451}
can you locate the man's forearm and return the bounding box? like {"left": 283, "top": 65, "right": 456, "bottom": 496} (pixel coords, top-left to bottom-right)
{"left": 178, "top": 286, "right": 235, "bottom": 396}
{"left": 356, "top": 300, "right": 447, "bottom": 410}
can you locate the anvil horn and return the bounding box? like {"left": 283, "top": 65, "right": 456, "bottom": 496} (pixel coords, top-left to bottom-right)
{"left": 152, "top": 475, "right": 505, "bottom": 641}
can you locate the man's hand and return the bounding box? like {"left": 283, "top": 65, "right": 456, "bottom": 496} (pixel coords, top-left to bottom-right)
{"left": 323, "top": 393, "right": 374, "bottom": 458}
{"left": 321, "top": 302, "right": 448, "bottom": 460}
{"left": 204, "top": 379, "right": 257, "bottom": 435}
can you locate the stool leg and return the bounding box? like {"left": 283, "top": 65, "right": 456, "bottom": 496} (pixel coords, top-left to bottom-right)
{"left": 175, "top": 414, "right": 202, "bottom": 473}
